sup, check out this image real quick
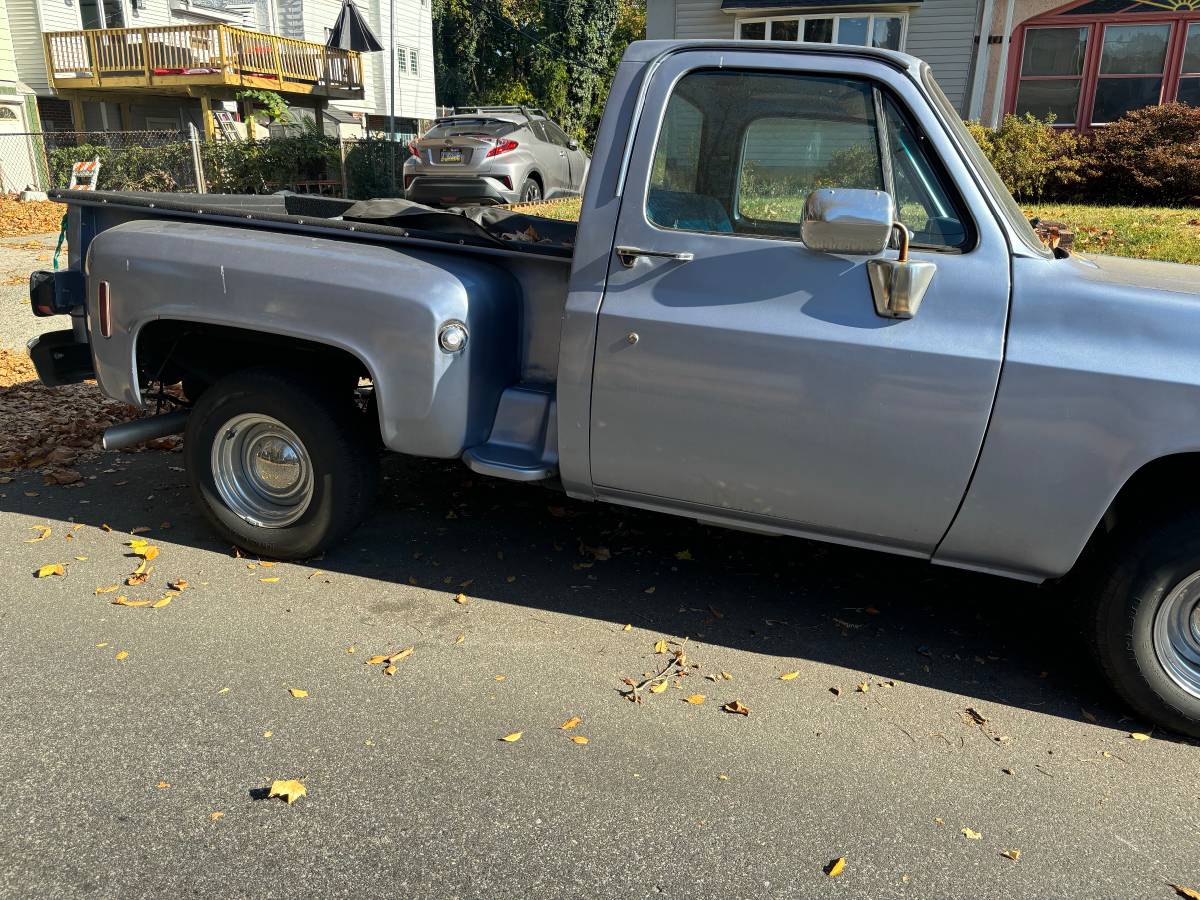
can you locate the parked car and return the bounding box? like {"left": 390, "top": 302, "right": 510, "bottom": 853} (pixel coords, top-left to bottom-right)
{"left": 402, "top": 106, "right": 589, "bottom": 207}
{"left": 28, "top": 40, "right": 1200, "bottom": 737}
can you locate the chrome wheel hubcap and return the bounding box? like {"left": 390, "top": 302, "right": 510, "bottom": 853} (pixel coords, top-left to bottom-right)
{"left": 211, "top": 414, "right": 313, "bottom": 527}
{"left": 1153, "top": 570, "right": 1200, "bottom": 699}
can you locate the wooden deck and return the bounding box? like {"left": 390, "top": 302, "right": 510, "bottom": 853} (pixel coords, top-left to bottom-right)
{"left": 44, "top": 24, "right": 363, "bottom": 99}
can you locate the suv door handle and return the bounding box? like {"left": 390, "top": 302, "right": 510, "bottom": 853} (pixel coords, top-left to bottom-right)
{"left": 615, "top": 246, "right": 694, "bottom": 268}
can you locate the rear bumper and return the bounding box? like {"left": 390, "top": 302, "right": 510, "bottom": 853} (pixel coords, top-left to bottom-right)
{"left": 28, "top": 329, "right": 94, "bottom": 386}
{"left": 405, "top": 176, "right": 518, "bottom": 207}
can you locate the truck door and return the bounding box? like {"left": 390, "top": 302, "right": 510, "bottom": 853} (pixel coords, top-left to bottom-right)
{"left": 589, "top": 50, "right": 1011, "bottom": 555}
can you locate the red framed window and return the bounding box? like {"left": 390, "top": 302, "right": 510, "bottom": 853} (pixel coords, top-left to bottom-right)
{"left": 1006, "top": 0, "right": 1200, "bottom": 131}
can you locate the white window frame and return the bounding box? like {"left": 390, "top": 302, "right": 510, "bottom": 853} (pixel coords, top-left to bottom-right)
{"left": 410, "top": 48, "right": 419, "bottom": 76}
{"left": 734, "top": 13, "right": 909, "bottom": 50}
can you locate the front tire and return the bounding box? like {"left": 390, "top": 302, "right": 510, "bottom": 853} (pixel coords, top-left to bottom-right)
{"left": 1087, "top": 513, "right": 1200, "bottom": 737}
{"left": 184, "top": 367, "right": 378, "bottom": 559}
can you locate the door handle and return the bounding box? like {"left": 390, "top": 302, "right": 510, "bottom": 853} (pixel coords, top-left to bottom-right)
{"left": 615, "top": 246, "right": 694, "bottom": 268}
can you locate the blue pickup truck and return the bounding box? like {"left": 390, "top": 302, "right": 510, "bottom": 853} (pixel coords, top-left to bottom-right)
{"left": 26, "top": 40, "right": 1200, "bottom": 736}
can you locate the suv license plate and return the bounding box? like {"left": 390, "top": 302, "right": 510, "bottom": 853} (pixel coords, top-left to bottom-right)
{"left": 439, "top": 148, "right": 463, "bottom": 163}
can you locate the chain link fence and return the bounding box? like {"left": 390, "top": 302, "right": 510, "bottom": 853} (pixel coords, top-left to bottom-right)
{"left": 0, "top": 129, "right": 414, "bottom": 199}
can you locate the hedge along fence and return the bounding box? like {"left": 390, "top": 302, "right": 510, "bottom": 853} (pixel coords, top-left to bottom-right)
{"left": 40, "top": 132, "right": 413, "bottom": 198}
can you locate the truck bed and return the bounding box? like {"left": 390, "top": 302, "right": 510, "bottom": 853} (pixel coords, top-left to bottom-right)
{"left": 47, "top": 190, "right": 577, "bottom": 260}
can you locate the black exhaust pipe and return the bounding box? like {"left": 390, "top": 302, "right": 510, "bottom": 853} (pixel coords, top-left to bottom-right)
{"left": 102, "top": 410, "right": 189, "bottom": 451}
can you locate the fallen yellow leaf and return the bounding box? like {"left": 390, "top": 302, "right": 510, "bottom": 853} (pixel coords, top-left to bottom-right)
{"left": 152, "top": 596, "right": 171, "bottom": 609}
{"left": 454, "top": 592, "right": 469, "bottom": 604}
{"left": 115, "top": 650, "right": 129, "bottom": 661}
{"left": 720, "top": 672, "right": 732, "bottom": 681}
{"left": 856, "top": 682, "right": 870, "bottom": 693}
{"left": 717, "top": 774, "right": 729, "bottom": 781}
{"left": 168, "top": 579, "right": 189, "bottom": 591}
{"left": 112, "top": 597, "right": 152, "bottom": 607}
{"left": 779, "top": 671, "right": 800, "bottom": 681}
{"left": 560, "top": 716, "right": 581, "bottom": 730}
{"left": 569, "top": 735, "right": 589, "bottom": 745}
{"left": 24, "top": 525, "right": 51, "bottom": 543}
{"left": 500, "top": 731, "right": 523, "bottom": 742}
{"left": 288, "top": 688, "right": 308, "bottom": 699}
{"left": 209, "top": 811, "right": 225, "bottom": 822}
{"left": 1001, "top": 849, "right": 1021, "bottom": 861}
{"left": 962, "top": 827, "right": 982, "bottom": 840}
{"left": 156, "top": 781, "right": 170, "bottom": 789}
{"left": 217, "top": 687, "right": 230, "bottom": 694}
{"left": 455, "top": 634, "right": 465, "bottom": 645}
{"left": 826, "top": 857, "right": 846, "bottom": 878}
{"left": 722, "top": 699, "right": 750, "bottom": 716}
{"left": 366, "top": 655, "right": 387, "bottom": 665}
{"left": 383, "top": 664, "right": 397, "bottom": 676}
{"left": 685, "top": 694, "right": 706, "bottom": 705}
{"left": 386, "top": 647, "right": 414, "bottom": 664}
{"left": 260, "top": 577, "right": 280, "bottom": 583}
{"left": 653, "top": 639, "right": 668, "bottom": 654}
{"left": 494, "top": 674, "right": 506, "bottom": 682}
{"left": 268, "top": 779, "right": 307, "bottom": 804}
{"left": 259, "top": 561, "right": 276, "bottom": 568}
{"left": 1171, "top": 885, "right": 1200, "bottom": 900}
{"left": 622, "top": 624, "right": 632, "bottom": 632}
{"left": 675, "top": 550, "right": 693, "bottom": 560}
{"left": 95, "top": 584, "right": 120, "bottom": 594}
{"left": 35, "top": 563, "right": 65, "bottom": 578}
{"left": 1130, "top": 732, "right": 1151, "bottom": 741}
{"left": 648, "top": 680, "right": 668, "bottom": 694}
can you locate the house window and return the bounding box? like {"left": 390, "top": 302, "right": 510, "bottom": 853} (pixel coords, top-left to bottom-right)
{"left": 396, "top": 47, "right": 407, "bottom": 73}
{"left": 1009, "top": 1, "right": 1200, "bottom": 131}
{"left": 735, "top": 14, "right": 907, "bottom": 51}
{"left": 410, "top": 48, "right": 419, "bottom": 75}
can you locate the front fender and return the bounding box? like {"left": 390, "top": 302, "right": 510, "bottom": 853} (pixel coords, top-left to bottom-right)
{"left": 86, "top": 220, "right": 518, "bottom": 458}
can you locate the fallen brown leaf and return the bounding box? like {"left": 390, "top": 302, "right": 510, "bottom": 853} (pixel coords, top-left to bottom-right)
{"left": 722, "top": 700, "right": 750, "bottom": 716}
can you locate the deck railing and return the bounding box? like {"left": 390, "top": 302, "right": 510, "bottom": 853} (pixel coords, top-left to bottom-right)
{"left": 44, "top": 24, "right": 362, "bottom": 95}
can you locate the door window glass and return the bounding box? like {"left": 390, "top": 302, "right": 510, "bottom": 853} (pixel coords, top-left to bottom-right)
{"left": 645, "top": 69, "right": 970, "bottom": 251}
{"left": 1177, "top": 23, "right": 1200, "bottom": 107}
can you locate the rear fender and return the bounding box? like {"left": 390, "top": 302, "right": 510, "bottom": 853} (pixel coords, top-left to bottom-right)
{"left": 86, "top": 220, "right": 519, "bottom": 458}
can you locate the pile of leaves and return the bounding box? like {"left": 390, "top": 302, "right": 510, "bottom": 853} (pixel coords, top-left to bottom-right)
{"left": 0, "top": 198, "right": 65, "bottom": 237}
{"left": 0, "top": 349, "right": 139, "bottom": 481}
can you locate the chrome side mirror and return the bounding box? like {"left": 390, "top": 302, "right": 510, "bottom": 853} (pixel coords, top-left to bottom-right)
{"left": 867, "top": 225, "right": 937, "bottom": 320}
{"left": 800, "top": 188, "right": 936, "bottom": 320}
{"left": 801, "top": 188, "right": 894, "bottom": 256}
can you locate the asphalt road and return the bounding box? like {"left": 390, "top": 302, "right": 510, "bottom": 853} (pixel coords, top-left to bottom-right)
{"left": 2, "top": 442, "right": 1200, "bottom": 899}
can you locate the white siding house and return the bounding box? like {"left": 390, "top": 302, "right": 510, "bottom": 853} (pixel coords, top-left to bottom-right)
{"left": 645, "top": 0, "right": 990, "bottom": 114}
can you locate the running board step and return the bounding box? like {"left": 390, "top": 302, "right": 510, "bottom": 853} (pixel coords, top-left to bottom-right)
{"left": 462, "top": 385, "right": 557, "bottom": 482}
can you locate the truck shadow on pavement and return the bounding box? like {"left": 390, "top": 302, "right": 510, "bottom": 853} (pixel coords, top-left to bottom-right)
{"left": 1, "top": 448, "right": 1160, "bottom": 739}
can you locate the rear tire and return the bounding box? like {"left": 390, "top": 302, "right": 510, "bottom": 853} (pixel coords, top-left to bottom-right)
{"left": 184, "top": 367, "right": 378, "bottom": 559}
{"left": 1086, "top": 512, "right": 1200, "bottom": 737}
{"left": 519, "top": 177, "right": 541, "bottom": 203}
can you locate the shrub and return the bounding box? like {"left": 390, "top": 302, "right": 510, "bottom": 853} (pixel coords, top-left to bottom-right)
{"left": 201, "top": 132, "right": 339, "bottom": 194}
{"left": 1079, "top": 103, "right": 1200, "bottom": 206}
{"left": 47, "top": 141, "right": 194, "bottom": 191}
{"left": 965, "top": 113, "right": 1082, "bottom": 202}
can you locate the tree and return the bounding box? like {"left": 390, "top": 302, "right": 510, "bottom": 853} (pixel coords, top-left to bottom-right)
{"left": 430, "top": 0, "right": 645, "bottom": 146}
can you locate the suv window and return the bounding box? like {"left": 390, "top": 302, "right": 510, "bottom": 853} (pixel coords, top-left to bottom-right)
{"left": 544, "top": 121, "right": 572, "bottom": 147}
{"left": 646, "top": 69, "right": 970, "bottom": 251}
{"left": 425, "top": 118, "right": 515, "bottom": 139}
{"left": 528, "top": 120, "right": 550, "bottom": 142}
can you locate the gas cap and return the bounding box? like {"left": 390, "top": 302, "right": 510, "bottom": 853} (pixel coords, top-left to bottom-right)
{"left": 438, "top": 320, "right": 468, "bottom": 353}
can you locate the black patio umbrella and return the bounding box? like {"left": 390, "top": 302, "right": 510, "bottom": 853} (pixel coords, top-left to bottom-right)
{"left": 326, "top": 0, "right": 384, "bottom": 52}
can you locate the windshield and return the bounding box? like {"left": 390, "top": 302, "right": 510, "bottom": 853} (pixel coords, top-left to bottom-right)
{"left": 920, "top": 67, "right": 1048, "bottom": 257}
{"left": 424, "top": 119, "right": 516, "bottom": 140}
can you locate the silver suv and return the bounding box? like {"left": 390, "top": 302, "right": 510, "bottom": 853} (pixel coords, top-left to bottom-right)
{"left": 403, "top": 107, "right": 590, "bottom": 207}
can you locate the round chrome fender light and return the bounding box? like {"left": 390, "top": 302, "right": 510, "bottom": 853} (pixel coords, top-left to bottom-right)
{"left": 438, "top": 320, "right": 468, "bottom": 353}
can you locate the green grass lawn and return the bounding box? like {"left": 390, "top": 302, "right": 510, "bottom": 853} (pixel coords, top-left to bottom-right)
{"left": 511, "top": 197, "right": 1200, "bottom": 266}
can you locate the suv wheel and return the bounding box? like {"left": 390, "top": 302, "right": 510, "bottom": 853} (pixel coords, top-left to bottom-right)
{"left": 1086, "top": 512, "right": 1200, "bottom": 737}
{"left": 184, "top": 367, "right": 378, "bottom": 559}
{"left": 520, "top": 178, "right": 541, "bottom": 203}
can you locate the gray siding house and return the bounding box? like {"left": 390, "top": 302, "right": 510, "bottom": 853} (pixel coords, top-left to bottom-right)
{"left": 646, "top": 0, "right": 988, "bottom": 114}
